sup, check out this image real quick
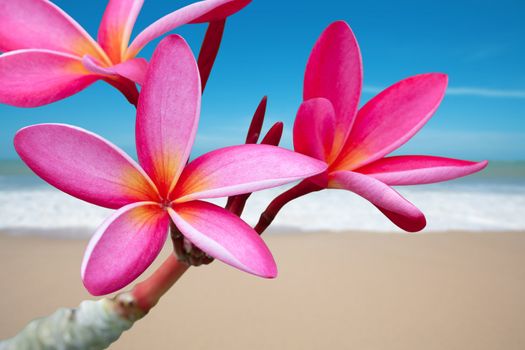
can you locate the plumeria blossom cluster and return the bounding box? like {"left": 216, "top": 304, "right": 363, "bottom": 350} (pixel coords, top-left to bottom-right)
{"left": 255, "top": 21, "right": 488, "bottom": 233}
{"left": 0, "top": 0, "right": 249, "bottom": 106}
{"left": 2, "top": 0, "right": 486, "bottom": 299}
{"left": 14, "top": 35, "right": 326, "bottom": 295}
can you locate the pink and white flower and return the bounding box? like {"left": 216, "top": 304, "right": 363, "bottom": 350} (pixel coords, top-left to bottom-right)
{"left": 14, "top": 35, "right": 327, "bottom": 295}
{"left": 0, "top": 0, "right": 250, "bottom": 107}
{"left": 293, "top": 21, "right": 488, "bottom": 232}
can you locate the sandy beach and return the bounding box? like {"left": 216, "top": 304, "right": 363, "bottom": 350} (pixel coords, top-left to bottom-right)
{"left": 1, "top": 231, "right": 524, "bottom": 349}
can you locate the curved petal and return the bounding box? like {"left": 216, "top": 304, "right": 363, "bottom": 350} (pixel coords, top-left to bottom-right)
{"left": 111, "top": 58, "right": 148, "bottom": 85}
{"left": 0, "top": 49, "right": 99, "bottom": 107}
{"left": 0, "top": 0, "right": 108, "bottom": 62}
{"left": 356, "top": 156, "right": 488, "bottom": 185}
{"left": 328, "top": 170, "right": 426, "bottom": 232}
{"left": 81, "top": 202, "right": 169, "bottom": 295}
{"left": 169, "top": 201, "right": 276, "bottom": 278}
{"left": 293, "top": 97, "right": 337, "bottom": 162}
{"left": 261, "top": 121, "right": 284, "bottom": 146}
{"left": 98, "top": 0, "right": 144, "bottom": 63}
{"left": 334, "top": 73, "right": 448, "bottom": 171}
{"left": 136, "top": 35, "right": 201, "bottom": 198}
{"left": 245, "top": 96, "right": 267, "bottom": 144}
{"left": 198, "top": 19, "right": 226, "bottom": 92}
{"left": 14, "top": 124, "right": 159, "bottom": 209}
{"left": 189, "top": 0, "right": 251, "bottom": 23}
{"left": 172, "top": 144, "right": 328, "bottom": 202}
{"left": 304, "top": 21, "right": 362, "bottom": 153}
{"left": 126, "top": 0, "right": 251, "bottom": 58}
{"left": 83, "top": 55, "right": 147, "bottom": 85}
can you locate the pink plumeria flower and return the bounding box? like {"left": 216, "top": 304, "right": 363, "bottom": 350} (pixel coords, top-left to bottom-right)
{"left": 293, "top": 21, "right": 488, "bottom": 232}
{"left": 0, "top": 0, "right": 250, "bottom": 107}
{"left": 14, "top": 35, "right": 327, "bottom": 295}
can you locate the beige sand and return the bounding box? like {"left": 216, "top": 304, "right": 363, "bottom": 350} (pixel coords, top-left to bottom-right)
{"left": 1, "top": 231, "right": 524, "bottom": 349}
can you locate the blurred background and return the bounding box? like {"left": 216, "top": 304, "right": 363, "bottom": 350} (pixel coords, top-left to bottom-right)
{"left": 0, "top": 0, "right": 523, "bottom": 233}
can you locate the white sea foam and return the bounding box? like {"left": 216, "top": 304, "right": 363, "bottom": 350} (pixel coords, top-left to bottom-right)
{"left": 0, "top": 176, "right": 524, "bottom": 238}
{"left": 241, "top": 182, "right": 525, "bottom": 232}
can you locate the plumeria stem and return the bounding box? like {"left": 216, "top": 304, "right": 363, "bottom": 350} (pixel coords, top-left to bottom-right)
{"left": 226, "top": 193, "right": 250, "bottom": 216}
{"left": 255, "top": 180, "right": 323, "bottom": 234}
{"left": 130, "top": 254, "right": 190, "bottom": 313}
{"left": 0, "top": 298, "right": 135, "bottom": 349}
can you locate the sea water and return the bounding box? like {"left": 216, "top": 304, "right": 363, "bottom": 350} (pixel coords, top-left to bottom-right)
{"left": 0, "top": 160, "right": 524, "bottom": 238}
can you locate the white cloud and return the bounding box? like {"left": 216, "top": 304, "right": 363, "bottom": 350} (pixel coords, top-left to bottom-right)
{"left": 446, "top": 87, "right": 525, "bottom": 98}
{"left": 362, "top": 86, "right": 383, "bottom": 94}
{"left": 398, "top": 129, "right": 525, "bottom": 160}
{"left": 363, "top": 85, "right": 525, "bottom": 99}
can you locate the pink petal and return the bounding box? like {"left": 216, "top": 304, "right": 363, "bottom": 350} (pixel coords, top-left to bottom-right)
{"left": 334, "top": 73, "right": 448, "bottom": 171}
{"left": 111, "top": 58, "right": 148, "bottom": 85}
{"left": 0, "top": 0, "right": 108, "bottom": 63}
{"left": 98, "top": 0, "right": 144, "bottom": 63}
{"left": 0, "top": 49, "right": 99, "bottom": 107}
{"left": 293, "top": 97, "right": 337, "bottom": 162}
{"left": 189, "top": 0, "right": 251, "bottom": 22}
{"left": 82, "top": 202, "right": 169, "bottom": 295}
{"left": 136, "top": 35, "right": 201, "bottom": 198}
{"left": 126, "top": 0, "right": 251, "bottom": 58}
{"left": 172, "top": 144, "right": 328, "bottom": 202}
{"left": 304, "top": 21, "right": 363, "bottom": 153}
{"left": 14, "top": 124, "right": 159, "bottom": 209}
{"left": 169, "top": 201, "right": 276, "bottom": 278}
{"left": 83, "top": 55, "right": 148, "bottom": 85}
{"left": 328, "top": 170, "right": 426, "bottom": 232}
{"left": 356, "top": 156, "right": 488, "bottom": 185}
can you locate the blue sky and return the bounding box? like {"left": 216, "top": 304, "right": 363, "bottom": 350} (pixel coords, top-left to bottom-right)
{"left": 1, "top": 0, "right": 524, "bottom": 160}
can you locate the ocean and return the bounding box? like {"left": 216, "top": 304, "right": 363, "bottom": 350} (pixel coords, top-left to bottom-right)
{"left": 1, "top": 160, "right": 524, "bottom": 238}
